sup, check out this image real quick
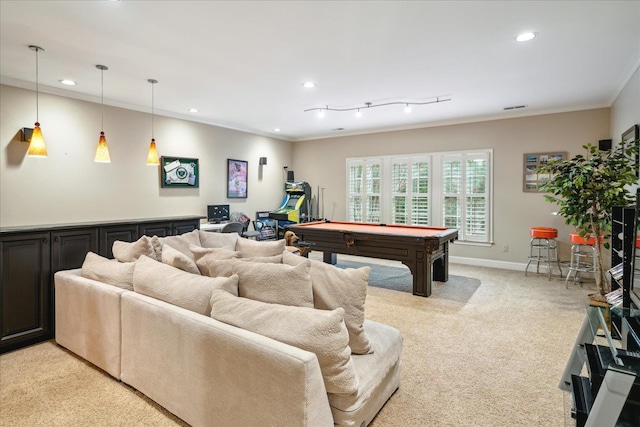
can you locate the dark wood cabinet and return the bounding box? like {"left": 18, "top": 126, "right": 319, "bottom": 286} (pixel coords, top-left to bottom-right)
{"left": 52, "top": 228, "right": 99, "bottom": 273}
{"left": 0, "top": 232, "right": 51, "bottom": 353}
{"left": 173, "top": 220, "right": 199, "bottom": 235}
{"left": 99, "top": 225, "right": 139, "bottom": 258}
{"left": 139, "top": 222, "right": 172, "bottom": 238}
{"left": 0, "top": 215, "right": 202, "bottom": 354}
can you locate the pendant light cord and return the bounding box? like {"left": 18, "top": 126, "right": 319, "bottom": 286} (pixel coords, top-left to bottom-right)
{"left": 101, "top": 68, "right": 104, "bottom": 131}
{"left": 151, "top": 82, "right": 155, "bottom": 139}
{"left": 35, "top": 47, "right": 39, "bottom": 123}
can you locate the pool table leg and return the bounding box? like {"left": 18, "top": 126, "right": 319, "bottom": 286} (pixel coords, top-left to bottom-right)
{"left": 404, "top": 251, "right": 432, "bottom": 297}
{"left": 323, "top": 252, "right": 337, "bottom": 265}
{"left": 432, "top": 241, "right": 449, "bottom": 282}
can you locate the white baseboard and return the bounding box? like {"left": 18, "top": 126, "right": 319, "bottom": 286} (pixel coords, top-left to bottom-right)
{"left": 449, "top": 256, "right": 528, "bottom": 272}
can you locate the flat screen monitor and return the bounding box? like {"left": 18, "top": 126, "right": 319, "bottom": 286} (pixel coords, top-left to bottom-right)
{"left": 207, "top": 204, "right": 230, "bottom": 223}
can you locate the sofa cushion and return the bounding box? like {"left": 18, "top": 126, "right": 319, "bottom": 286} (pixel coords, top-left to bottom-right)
{"left": 112, "top": 236, "right": 156, "bottom": 262}
{"left": 283, "top": 251, "right": 372, "bottom": 354}
{"left": 233, "top": 259, "right": 313, "bottom": 307}
{"left": 328, "top": 320, "right": 403, "bottom": 425}
{"left": 161, "top": 244, "right": 201, "bottom": 275}
{"left": 201, "top": 255, "right": 282, "bottom": 278}
{"left": 80, "top": 251, "right": 135, "bottom": 290}
{"left": 198, "top": 229, "right": 238, "bottom": 250}
{"left": 133, "top": 255, "right": 238, "bottom": 315}
{"left": 209, "top": 289, "right": 358, "bottom": 395}
{"left": 158, "top": 230, "right": 201, "bottom": 260}
{"left": 235, "top": 238, "right": 286, "bottom": 258}
{"left": 190, "top": 245, "right": 241, "bottom": 275}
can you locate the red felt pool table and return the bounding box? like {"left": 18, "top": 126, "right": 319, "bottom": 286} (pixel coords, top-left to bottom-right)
{"left": 285, "top": 221, "right": 458, "bottom": 297}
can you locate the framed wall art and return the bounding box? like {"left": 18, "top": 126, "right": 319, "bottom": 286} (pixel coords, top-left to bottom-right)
{"left": 523, "top": 152, "right": 567, "bottom": 192}
{"left": 227, "top": 158, "right": 248, "bottom": 198}
{"left": 161, "top": 156, "right": 199, "bottom": 188}
{"left": 621, "top": 124, "right": 639, "bottom": 177}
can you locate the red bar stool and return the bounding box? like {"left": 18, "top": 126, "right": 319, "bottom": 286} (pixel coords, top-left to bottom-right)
{"left": 525, "top": 227, "right": 563, "bottom": 279}
{"left": 565, "top": 232, "right": 597, "bottom": 288}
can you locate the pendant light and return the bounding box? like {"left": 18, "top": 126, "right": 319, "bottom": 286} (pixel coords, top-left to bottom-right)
{"left": 27, "top": 45, "right": 47, "bottom": 157}
{"left": 146, "top": 79, "right": 160, "bottom": 165}
{"left": 94, "top": 65, "right": 111, "bottom": 163}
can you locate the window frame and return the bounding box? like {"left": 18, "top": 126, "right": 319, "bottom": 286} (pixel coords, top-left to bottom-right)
{"left": 346, "top": 149, "right": 493, "bottom": 244}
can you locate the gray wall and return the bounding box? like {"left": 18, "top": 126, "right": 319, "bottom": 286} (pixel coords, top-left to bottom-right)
{"left": 0, "top": 85, "right": 292, "bottom": 227}
{"left": 291, "top": 108, "right": 612, "bottom": 268}
{"left": 2, "top": 63, "right": 637, "bottom": 268}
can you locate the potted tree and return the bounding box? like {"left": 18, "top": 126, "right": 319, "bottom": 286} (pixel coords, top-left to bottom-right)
{"left": 537, "top": 138, "right": 640, "bottom": 298}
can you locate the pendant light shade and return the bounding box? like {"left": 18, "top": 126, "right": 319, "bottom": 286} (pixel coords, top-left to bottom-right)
{"left": 146, "top": 139, "right": 160, "bottom": 164}
{"left": 146, "top": 79, "right": 160, "bottom": 165}
{"left": 95, "top": 131, "right": 111, "bottom": 163}
{"left": 27, "top": 45, "right": 47, "bottom": 157}
{"left": 94, "top": 65, "right": 111, "bottom": 163}
{"left": 27, "top": 122, "right": 47, "bottom": 157}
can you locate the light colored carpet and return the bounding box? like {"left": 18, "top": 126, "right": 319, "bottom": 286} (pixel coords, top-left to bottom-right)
{"left": 0, "top": 256, "right": 591, "bottom": 426}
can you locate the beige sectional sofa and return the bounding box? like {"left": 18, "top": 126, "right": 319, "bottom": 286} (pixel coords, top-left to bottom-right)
{"left": 54, "top": 230, "right": 403, "bottom": 427}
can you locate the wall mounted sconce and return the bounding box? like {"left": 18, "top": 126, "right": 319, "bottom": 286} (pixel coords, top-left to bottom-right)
{"left": 259, "top": 157, "right": 267, "bottom": 166}
{"left": 21, "top": 127, "right": 34, "bottom": 142}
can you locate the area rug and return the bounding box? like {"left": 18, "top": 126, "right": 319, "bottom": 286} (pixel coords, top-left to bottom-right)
{"left": 334, "top": 259, "right": 481, "bottom": 303}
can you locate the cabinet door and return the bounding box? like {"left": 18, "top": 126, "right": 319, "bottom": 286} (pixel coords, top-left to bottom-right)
{"left": 99, "top": 225, "right": 138, "bottom": 258}
{"left": 51, "top": 228, "right": 99, "bottom": 273}
{"left": 173, "top": 219, "right": 200, "bottom": 235}
{"left": 0, "top": 232, "right": 51, "bottom": 353}
{"left": 139, "top": 222, "right": 172, "bottom": 238}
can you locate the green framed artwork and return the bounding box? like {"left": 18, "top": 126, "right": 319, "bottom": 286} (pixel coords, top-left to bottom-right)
{"left": 161, "top": 156, "right": 199, "bottom": 188}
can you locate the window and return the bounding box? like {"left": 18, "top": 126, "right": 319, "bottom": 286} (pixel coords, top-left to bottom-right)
{"left": 347, "top": 150, "right": 492, "bottom": 243}
{"left": 347, "top": 159, "right": 382, "bottom": 222}
{"left": 391, "top": 157, "right": 430, "bottom": 225}
{"left": 442, "top": 153, "right": 489, "bottom": 242}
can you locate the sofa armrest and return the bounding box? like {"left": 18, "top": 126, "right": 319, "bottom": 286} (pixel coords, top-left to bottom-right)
{"left": 121, "top": 292, "right": 334, "bottom": 427}
{"left": 54, "top": 269, "right": 126, "bottom": 379}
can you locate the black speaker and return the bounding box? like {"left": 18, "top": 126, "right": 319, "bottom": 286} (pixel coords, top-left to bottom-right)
{"left": 599, "top": 139, "right": 612, "bottom": 150}
{"left": 259, "top": 157, "right": 267, "bottom": 165}
{"left": 287, "top": 171, "right": 295, "bottom": 182}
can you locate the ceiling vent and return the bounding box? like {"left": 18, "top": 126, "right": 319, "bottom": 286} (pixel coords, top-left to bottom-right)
{"left": 504, "top": 105, "right": 527, "bottom": 111}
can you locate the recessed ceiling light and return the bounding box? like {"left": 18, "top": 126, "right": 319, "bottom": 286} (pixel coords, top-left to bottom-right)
{"left": 59, "top": 79, "right": 76, "bottom": 86}
{"left": 188, "top": 108, "right": 198, "bottom": 113}
{"left": 302, "top": 82, "right": 316, "bottom": 88}
{"left": 274, "top": 128, "right": 281, "bottom": 132}
{"left": 516, "top": 32, "right": 537, "bottom": 42}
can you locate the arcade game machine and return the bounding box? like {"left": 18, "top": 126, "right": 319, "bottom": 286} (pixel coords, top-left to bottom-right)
{"left": 270, "top": 181, "right": 312, "bottom": 238}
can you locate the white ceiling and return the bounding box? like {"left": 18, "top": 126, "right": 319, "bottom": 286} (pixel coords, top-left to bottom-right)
{"left": 1, "top": 1, "right": 639, "bottom": 141}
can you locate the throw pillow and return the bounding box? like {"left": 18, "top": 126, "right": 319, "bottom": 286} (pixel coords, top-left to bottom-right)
{"left": 158, "top": 229, "right": 201, "bottom": 260}
{"left": 198, "top": 230, "right": 238, "bottom": 250}
{"left": 209, "top": 289, "right": 358, "bottom": 395}
{"left": 191, "top": 245, "right": 241, "bottom": 276}
{"left": 80, "top": 251, "right": 135, "bottom": 290}
{"left": 133, "top": 255, "right": 238, "bottom": 315}
{"left": 233, "top": 259, "right": 313, "bottom": 307}
{"left": 283, "top": 251, "right": 372, "bottom": 354}
{"left": 235, "top": 238, "right": 286, "bottom": 258}
{"left": 112, "top": 236, "right": 156, "bottom": 262}
{"left": 161, "top": 244, "right": 201, "bottom": 275}
{"left": 200, "top": 254, "right": 282, "bottom": 278}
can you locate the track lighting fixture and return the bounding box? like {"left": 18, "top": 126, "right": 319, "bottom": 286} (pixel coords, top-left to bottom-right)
{"left": 304, "top": 97, "right": 451, "bottom": 116}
